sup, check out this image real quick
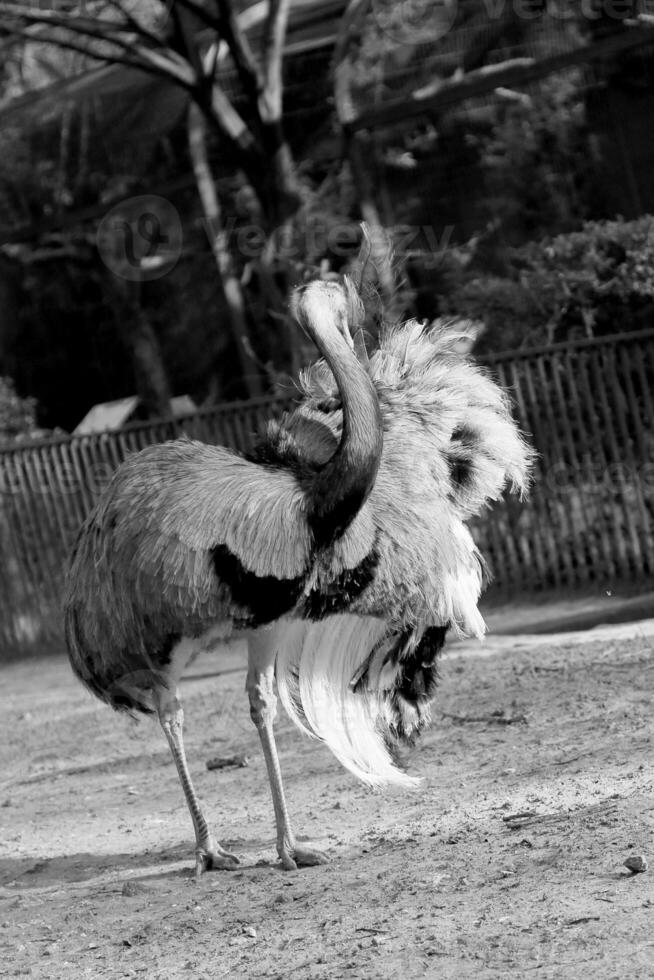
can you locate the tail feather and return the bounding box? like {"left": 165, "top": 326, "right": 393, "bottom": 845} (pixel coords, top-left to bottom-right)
{"left": 275, "top": 616, "right": 420, "bottom": 787}
{"left": 357, "top": 625, "right": 449, "bottom": 743}
{"left": 275, "top": 615, "right": 450, "bottom": 788}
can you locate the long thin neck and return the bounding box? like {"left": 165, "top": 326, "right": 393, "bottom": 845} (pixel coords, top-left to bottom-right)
{"left": 307, "top": 318, "right": 383, "bottom": 549}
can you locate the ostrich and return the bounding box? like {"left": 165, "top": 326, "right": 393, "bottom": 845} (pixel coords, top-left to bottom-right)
{"left": 64, "top": 274, "right": 533, "bottom": 875}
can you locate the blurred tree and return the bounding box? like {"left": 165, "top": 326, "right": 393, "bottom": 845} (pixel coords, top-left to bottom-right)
{"left": 443, "top": 216, "right": 654, "bottom": 351}
{"left": 0, "top": 376, "right": 52, "bottom": 443}
{"left": 0, "top": 0, "right": 313, "bottom": 400}
{"left": 478, "top": 70, "right": 599, "bottom": 244}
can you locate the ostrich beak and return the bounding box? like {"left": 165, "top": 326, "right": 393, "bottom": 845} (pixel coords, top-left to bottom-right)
{"left": 342, "top": 275, "right": 370, "bottom": 369}
{"left": 342, "top": 322, "right": 355, "bottom": 350}
{"left": 352, "top": 324, "right": 370, "bottom": 368}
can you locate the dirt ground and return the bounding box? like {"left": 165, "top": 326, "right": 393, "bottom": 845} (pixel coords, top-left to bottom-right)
{"left": 1, "top": 612, "right": 653, "bottom": 980}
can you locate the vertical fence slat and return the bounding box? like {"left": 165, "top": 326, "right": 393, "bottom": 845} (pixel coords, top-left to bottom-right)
{"left": 536, "top": 355, "right": 579, "bottom": 587}
{"left": 35, "top": 444, "right": 69, "bottom": 555}
{"left": 564, "top": 349, "right": 617, "bottom": 584}
{"left": 518, "top": 360, "right": 564, "bottom": 589}
{"left": 13, "top": 448, "right": 61, "bottom": 602}
{"left": 492, "top": 363, "right": 530, "bottom": 590}
{"left": 632, "top": 339, "right": 654, "bottom": 428}
{"left": 497, "top": 362, "right": 534, "bottom": 588}
{"left": 550, "top": 354, "right": 595, "bottom": 586}
{"left": 1, "top": 455, "right": 44, "bottom": 626}
{"left": 588, "top": 347, "right": 642, "bottom": 577}
{"left": 616, "top": 342, "right": 648, "bottom": 458}
{"left": 603, "top": 345, "right": 651, "bottom": 556}
{"left": 572, "top": 350, "right": 624, "bottom": 580}
{"left": 48, "top": 439, "right": 81, "bottom": 538}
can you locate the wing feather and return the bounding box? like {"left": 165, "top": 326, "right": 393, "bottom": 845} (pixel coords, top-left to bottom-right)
{"left": 103, "top": 438, "right": 312, "bottom": 581}
{"left": 66, "top": 439, "right": 312, "bottom": 653}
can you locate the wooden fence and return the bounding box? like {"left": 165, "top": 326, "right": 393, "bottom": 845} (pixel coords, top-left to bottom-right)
{"left": 1, "top": 331, "right": 653, "bottom": 655}
{"left": 476, "top": 329, "right": 654, "bottom": 595}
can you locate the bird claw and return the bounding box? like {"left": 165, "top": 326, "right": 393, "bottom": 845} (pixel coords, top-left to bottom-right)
{"left": 194, "top": 845, "right": 240, "bottom": 876}
{"left": 279, "top": 844, "right": 329, "bottom": 871}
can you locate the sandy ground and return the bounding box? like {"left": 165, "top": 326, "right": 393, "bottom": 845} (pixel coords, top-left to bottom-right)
{"left": 1, "top": 614, "right": 653, "bottom": 979}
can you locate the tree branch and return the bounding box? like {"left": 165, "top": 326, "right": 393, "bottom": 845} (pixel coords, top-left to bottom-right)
{"left": 168, "top": 0, "right": 223, "bottom": 35}
{"left": 0, "top": 23, "right": 158, "bottom": 78}
{"left": 349, "top": 25, "right": 654, "bottom": 132}
{"left": 165, "top": 2, "right": 207, "bottom": 85}
{"left": 209, "top": 78, "right": 260, "bottom": 155}
{"left": 333, "top": 0, "right": 371, "bottom": 126}
{"left": 260, "top": 0, "right": 290, "bottom": 121}
{"left": 100, "top": 0, "right": 171, "bottom": 52}
{"left": 133, "top": 44, "right": 197, "bottom": 87}
{"left": 1, "top": 241, "right": 92, "bottom": 264}
{"left": 187, "top": 99, "right": 263, "bottom": 398}
{"left": 1, "top": 5, "right": 144, "bottom": 44}
{"left": 0, "top": 6, "right": 197, "bottom": 88}
{"left": 215, "top": 0, "right": 262, "bottom": 103}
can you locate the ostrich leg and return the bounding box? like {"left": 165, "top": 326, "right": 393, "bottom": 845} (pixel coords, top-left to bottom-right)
{"left": 247, "top": 631, "right": 328, "bottom": 870}
{"left": 157, "top": 690, "right": 239, "bottom": 877}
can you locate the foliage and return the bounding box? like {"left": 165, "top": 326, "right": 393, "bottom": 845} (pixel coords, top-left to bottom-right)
{"left": 477, "top": 70, "right": 599, "bottom": 242}
{"left": 445, "top": 216, "right": 654, "bottom": 352}
{"left": 0, "top": 376, "right": 51, "bottom": 443}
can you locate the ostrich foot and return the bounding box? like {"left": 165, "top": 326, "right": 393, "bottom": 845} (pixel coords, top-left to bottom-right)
{"left": 279, "top": 843, "right": 329, "bottom": 871}
{"left": 195, "top": 843, "right": 240, "bottom": 877}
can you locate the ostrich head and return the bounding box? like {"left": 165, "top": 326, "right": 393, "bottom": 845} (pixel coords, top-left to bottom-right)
{"left": 291, "top": 280, "right": 355, "bottom": 351}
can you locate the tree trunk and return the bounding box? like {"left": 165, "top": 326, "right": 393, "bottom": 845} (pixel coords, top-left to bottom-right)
{"left": 334, "top": 1, "right": 399, "bottom": 317}
{"left": 128, "top": 308, "right": 174, "bottom": 419}
{"left": 257, "top": 0, "right": 302, "bottom": 228}
{"left": 110, "top": 280, "right": 173, "bottom": 420}
{"left": 187, "top": 102, "right": 263, "bottom": 399}
{"left": 175, "top": 2, "right": 303, "bottom": 386}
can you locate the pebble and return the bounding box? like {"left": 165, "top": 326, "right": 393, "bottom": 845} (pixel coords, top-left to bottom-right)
{"left": 623, "top": 855, "right": 648, "bottom": 874}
